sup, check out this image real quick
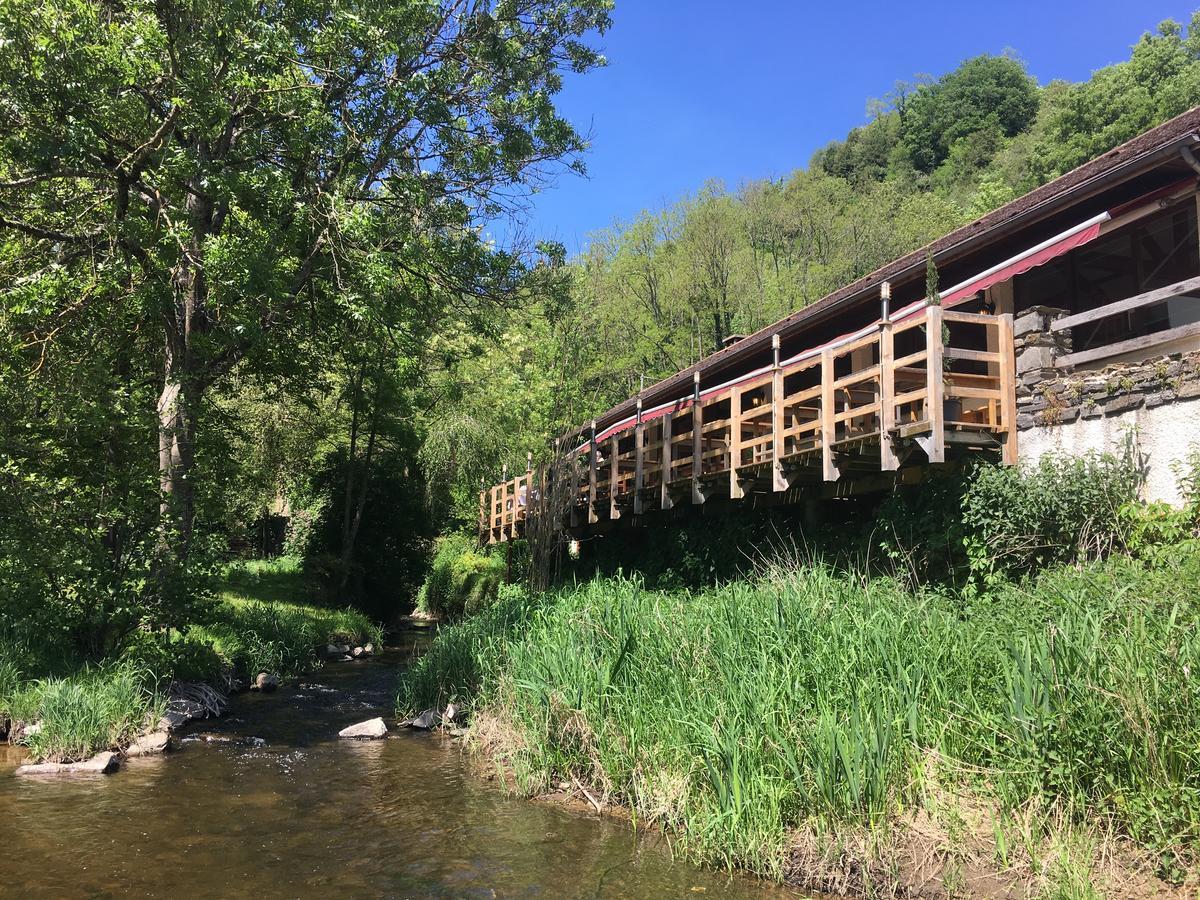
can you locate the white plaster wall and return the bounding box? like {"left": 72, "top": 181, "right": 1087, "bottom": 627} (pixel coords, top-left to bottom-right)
{"left": 1018, "top": 397, "right": 1200, "bottom": 505}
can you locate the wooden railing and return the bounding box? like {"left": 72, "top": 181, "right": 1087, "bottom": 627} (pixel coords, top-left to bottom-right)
{"left": 481, "top": 303, "right": 1017, "bottom": 543}
{"left": 1052, "top": 274, "right": 1200, "bottom": 369}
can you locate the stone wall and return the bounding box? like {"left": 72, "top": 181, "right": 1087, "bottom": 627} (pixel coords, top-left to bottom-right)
{"left": 1012, "top": 306, "right": 1200, "bottom": 504}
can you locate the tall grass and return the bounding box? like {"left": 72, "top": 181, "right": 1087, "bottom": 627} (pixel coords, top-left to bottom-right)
{"left": 201, "top": 557, "right": 383, "bottom": 678}
{"left": 4, "top": 663, "right": 161, "bottom": 763}
{"left": 400, "top": 550, "right": 1200, "bottom": 880}
{"left": 2, "top": 559, "right": 383, "bottom": 762}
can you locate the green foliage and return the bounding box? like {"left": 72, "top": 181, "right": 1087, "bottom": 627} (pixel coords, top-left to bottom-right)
{"left": 961, "top": 452, "right": 1141, "bottom": 589}
{"left": 900, "top": 54, "right": 1039, "bottom": 173}
{"left": 0, "top": 0, "right": 610, "bottom": 655}
{"left": 401, "top": 550, "right": 1200, "bottom": 878}
{"left": 5, "top": 664, "right": 160, "bottom": 763}
{"left": 204, "top": 558, "right": 382, "bottom": 678}
{"left": 414, "top": 534, "right": 506, "bottom": 620}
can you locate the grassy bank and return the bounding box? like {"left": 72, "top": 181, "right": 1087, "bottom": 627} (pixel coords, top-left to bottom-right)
{"left": 399, "top": 549, "right": 1200, "bottom": 896}
{"left": 1, "top": 557, "right": 380, "bottom": 763}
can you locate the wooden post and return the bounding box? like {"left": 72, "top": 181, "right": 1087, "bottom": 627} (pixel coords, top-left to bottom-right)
{"left": 821, "top": 346, "right": 838, "bottom": 482}
{"left": 588, "top": 420, "right": 599, "bottom": 524}
{"left": 634, "top": 398, "right": 645, "bottom": 515}
{"left": 489, "top": 483, "right": 498, "bottom": 544}
{"left": 879, "top": 283, "right": 898, "bottom": 472}
{"left": 661, "top": 407, "right": 674, "bottom": 510}
{"left": 729, "top": 382, "right": 744, "bottom": 499}
{"left": 500, "top": 463, "right": 509, "bottom": 541}
{"left": 925, "top": 303, "right": 946, "bottom": 464}
{"left": 772, "top": 335, "right": 789, "bottom": 491}
{"left": 609, "top": 434, "right": 621, "bottom": 520}
{"left": 998, "top": 312, "right": 1018, "bottom": 465}
{"left": 691, "top": 372, "right": 705, "bottom": 504}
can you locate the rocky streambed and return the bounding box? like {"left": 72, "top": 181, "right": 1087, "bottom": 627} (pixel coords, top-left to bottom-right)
{"left": 0, "top": 630, "right": 798, "bottom": 899}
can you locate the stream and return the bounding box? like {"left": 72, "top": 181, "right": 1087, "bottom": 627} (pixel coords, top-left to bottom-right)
{"left": 0, "top": 629, "right": 804, "bottom": 898}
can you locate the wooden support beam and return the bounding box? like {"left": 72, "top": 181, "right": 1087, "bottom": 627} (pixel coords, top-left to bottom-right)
{"left": 820, "top": 347, "right": 838, "bottom": 482}
{"left": 661, "top": 408, "right": 675, "bottom": 509}
{"left": 500, "top": 463, "right": 509, "bottom": 541}
{"left": 609, "top": 434, "right": 621, "bottom": 520}
{"left": 925, "top": 304, "right": 946, "bottom": 464}
{"left": 588, "top": 420, "right": 599, "bottom": 524}
{"left": 879, "top": 318, "right": 899, "bottom": 471}
{"left": 1056, "top": 319, "right": 1200, "bottom": 369}
{"left": 771, "top": 335, "right": 790, "bottom": 491}
{"left": 729, "top": 383, "right": 744, "bottom": 499}
{"left": 1049, "top": 274, "right": 1200, "bottom": 332}
{"left": 634, "top": 398, "right": 645, "bottom": 515}
{"left": 997, "top": 312, "right": 1018, "bottom": 465}
{"left": 691, "top": 372, "right": 706, "bottom": 504}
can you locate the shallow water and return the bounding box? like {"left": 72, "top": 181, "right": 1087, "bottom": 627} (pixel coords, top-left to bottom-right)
{"left": 0, "top": 632, "right": 805, "bottom": 899}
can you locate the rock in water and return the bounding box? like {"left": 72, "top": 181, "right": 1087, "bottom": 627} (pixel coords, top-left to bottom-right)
{"left": 326, "top": 643, "right": 351, "bottom": 656}
{"left": 125, "top": 732, "right": 171, "bottom": 757}
{"left": 410, "top": 708, "right": 439, "bottom": 730}
{"left": 16, "top": 751, "right": 120, "bottom": 776}
{"left": 338, "top": 718, "right": 388, "bottom": 739}
{"left": 253, "top": 673, "right": 280, "bottom": 692}
{"left": 363, "top": 643, "right": 375, "bottom": 655}
{"left": 442, "top": 702, "right": 458, "bottom": 724}
{"left": 352, "top": 646, "right": 365, "bottom": 658}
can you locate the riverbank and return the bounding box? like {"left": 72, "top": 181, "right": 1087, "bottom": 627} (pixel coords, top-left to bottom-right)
{"left": 399, "top": 550, "right": 1200, "bottom": 898}
{"left": 0, "top": 558, "right": 381, "bottom": 765}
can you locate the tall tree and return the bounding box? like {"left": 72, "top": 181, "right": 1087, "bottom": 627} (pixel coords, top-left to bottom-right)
{"left": 0, "top": 0, "right": 611, "bottom": 577}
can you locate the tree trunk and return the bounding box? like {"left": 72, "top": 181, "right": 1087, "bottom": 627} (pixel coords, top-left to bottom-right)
{"left": 157, "top": 361, "right": 198, "bottom": 554}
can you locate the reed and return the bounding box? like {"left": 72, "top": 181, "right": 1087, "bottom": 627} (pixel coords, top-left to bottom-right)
{"left": 3, "top": 663, "right": 160, "bottom": 763}
{"left": 400, "top": 549, "right": 1200, "bottom": 886}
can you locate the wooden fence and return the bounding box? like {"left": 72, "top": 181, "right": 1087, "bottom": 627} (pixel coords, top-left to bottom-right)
{"left": 481, "top": 302, "right": 1017, "bottom": 544}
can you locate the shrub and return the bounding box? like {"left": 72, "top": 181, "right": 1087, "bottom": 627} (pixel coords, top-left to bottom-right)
{"left": 960, "top": 451, "right": 1140, "bottom": 589}
{"left": 415, "top": 534, "right": 505, "bottom": 619}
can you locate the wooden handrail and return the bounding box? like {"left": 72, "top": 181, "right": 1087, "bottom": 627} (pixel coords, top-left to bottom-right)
{"left": 483, "top": 301, "right": 1020, "bottom": 542}
{"left": 1050, "top": 274, "right": 1200, "bottom": 332}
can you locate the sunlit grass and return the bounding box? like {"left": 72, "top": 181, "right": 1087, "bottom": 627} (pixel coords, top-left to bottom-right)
{"left": 399, "top": 549, "right": 1200, "bottom": 886}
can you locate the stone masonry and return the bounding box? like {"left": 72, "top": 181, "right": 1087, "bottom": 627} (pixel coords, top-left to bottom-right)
{"left": 1012, "top": 305, "right": 1200, "bottom": 430}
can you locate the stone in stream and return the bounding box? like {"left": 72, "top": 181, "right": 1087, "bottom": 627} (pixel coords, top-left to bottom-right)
{"left": 125, "top": 731, "right": 172, "bottom": 757}
{"left": 157, "top": 709, "right": 191, "bottom": 732}
{"left": 16, "top": 751, "right": 120, "bottom": 776}
{"left": 409, "top": 708, "right": 439, "bottom": 730}
{"left": 338, "top": 718, "right": 388, "bottom": 739}
{"left": 352, "top": 646, "right": 365, "bottom": 658}
{"left": 253, "top": 673, "right": 280, "bottom": 692}
{"left": 363, "top": 643, "right": 375, "bottom": 655}
{"left": 326, "top": 643, "right": 351, "bottom": 656}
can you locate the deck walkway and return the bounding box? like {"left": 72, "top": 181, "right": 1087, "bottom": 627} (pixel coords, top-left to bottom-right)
{"left": 482, "top": 299, "right": 1017, "bottom": 544}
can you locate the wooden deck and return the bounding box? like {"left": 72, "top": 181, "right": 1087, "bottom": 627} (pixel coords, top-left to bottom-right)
{"left": 481, "top": 302, "right": 1017, "bottom": 544}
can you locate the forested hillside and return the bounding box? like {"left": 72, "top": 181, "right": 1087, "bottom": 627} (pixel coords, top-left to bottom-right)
{"left": 434, "top": 13, "right": 1200, "bottom": 520}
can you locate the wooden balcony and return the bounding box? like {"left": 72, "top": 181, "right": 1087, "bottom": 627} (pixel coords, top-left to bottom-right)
{"left": 482, "top": 303, "right": 1017, "bottom": 544}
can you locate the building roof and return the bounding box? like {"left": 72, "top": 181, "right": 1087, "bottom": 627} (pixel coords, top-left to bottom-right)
{"left": 587, "top": 105, "right": 1200, "bottom": 436}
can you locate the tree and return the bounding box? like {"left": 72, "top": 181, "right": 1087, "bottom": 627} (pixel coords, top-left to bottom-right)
{"left": 0, "top": 0, "right": 611, "bottom": 585}
{"left": 900, "top": 54, "right": 1039, "bottom": 173}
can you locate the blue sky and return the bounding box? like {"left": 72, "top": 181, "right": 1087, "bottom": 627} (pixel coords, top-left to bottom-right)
{"left": 514, "top": 0, "right": 1199, "bottom": 256}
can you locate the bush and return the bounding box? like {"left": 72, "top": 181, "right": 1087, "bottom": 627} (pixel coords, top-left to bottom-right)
{"left": 961, "top": 451, "right": 1141, "bottom": 589}
{"left": 414, "top": 534, "right": 505, "bottom": 619}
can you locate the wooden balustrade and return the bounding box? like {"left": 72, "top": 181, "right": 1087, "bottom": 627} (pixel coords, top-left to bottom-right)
{"left": 481, "top": 303, "right": 1018, "bottom": 543}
